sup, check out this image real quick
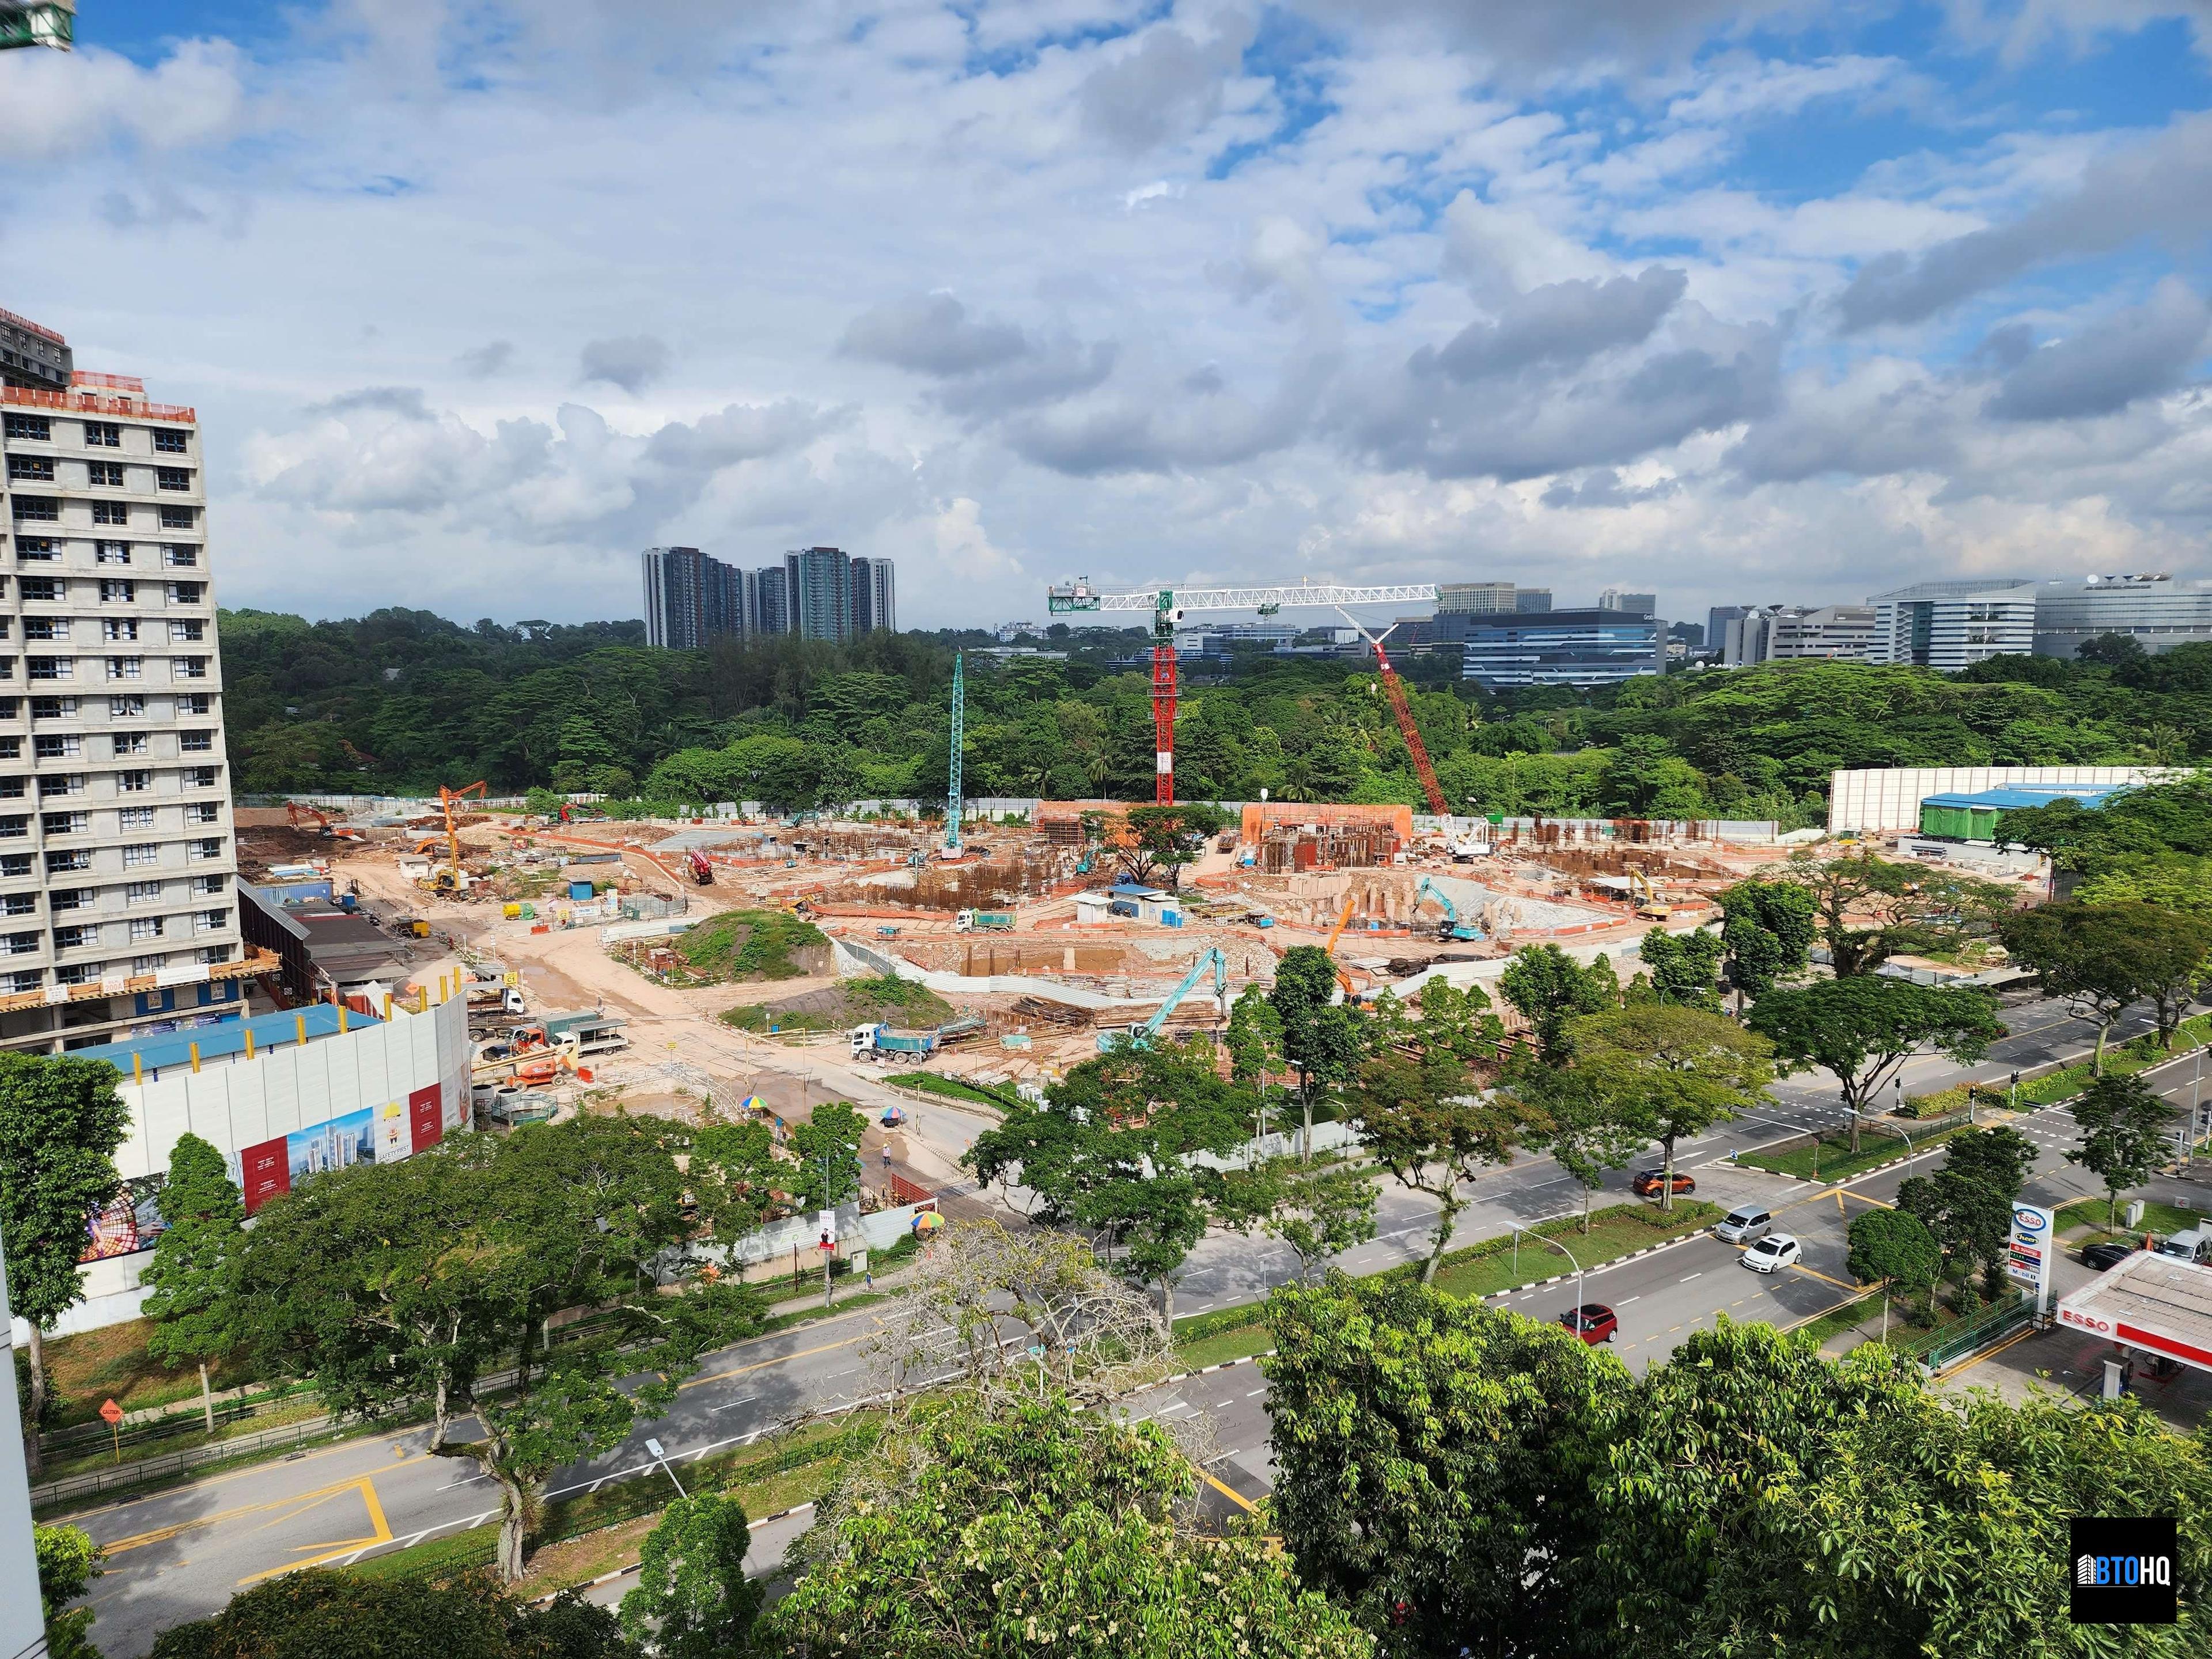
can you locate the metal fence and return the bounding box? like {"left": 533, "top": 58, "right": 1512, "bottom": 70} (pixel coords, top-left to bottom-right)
{"left": 1906, "top": 1291, "right": 2032, "bottom": 1374}
{"left": 38, "top": 1381, "right": 321, "bottom": 1460}
{"left": 32, "top": 1412, "right": 351, "bottom": 1513}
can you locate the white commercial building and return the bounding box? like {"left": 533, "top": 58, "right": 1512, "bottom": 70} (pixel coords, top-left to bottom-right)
{"left": 1827, "top": 765, "right": 2171, "bottom": 835}
{"left": 2033, "top": 574, "right": 2212, "bottom": 660}
{"left": 1, "top": 325, "right": 258, "bottom": 1053}
{"left": 1867, "top": 579, "right": 2039, "bottom": 672}
{"left": 1722, "top": 604, "right": 1876, "bottom": 666}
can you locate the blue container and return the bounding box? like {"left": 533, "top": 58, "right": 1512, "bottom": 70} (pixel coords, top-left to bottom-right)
{"left": 569, "top": 880, "right": 594, "bottom": 902}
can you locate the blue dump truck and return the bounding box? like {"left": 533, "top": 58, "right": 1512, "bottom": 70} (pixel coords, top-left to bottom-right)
{"left": 850, "top": 1014, "right": 987, "bottom": 1061}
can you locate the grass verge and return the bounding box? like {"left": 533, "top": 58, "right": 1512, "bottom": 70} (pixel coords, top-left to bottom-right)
{"left": 1737, "top": 1120, "right": 1971, "bottom": 1183}
{"left": 1907, "top": 1013, "right": 2212, "bottom": 1119}
{"left": 882, "top": 1071, "right": 1020, "bottom": 1110}
{"left": 2058, "top": 1195, "right": 2201, "bottom": 1241}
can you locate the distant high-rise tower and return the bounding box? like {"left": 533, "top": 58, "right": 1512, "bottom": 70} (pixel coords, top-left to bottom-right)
{"left": 787, "top": 546, "right": 854, "bottom": 642}
{"left": 850, "top": 556, "right": 896, "bottom": 634}
{"left": 1597, "top": 588, "right": 1657, "bottom": 616}
{"left": 641, "top": 546, "right": 709, "bottom": 650}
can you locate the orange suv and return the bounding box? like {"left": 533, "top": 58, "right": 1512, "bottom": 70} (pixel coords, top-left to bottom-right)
{"left": 1631, "top": 1168, "right": 1696, "bottom": 1198}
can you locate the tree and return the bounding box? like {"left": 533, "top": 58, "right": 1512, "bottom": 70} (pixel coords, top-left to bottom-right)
{"left": 2068, "top": 1071, "right": 2174, "bottom": 1229}
{"left": 1637, "top": 926, "right": 1724, "bottom": 1012}
{"left": 769, "top": 1390, "right": 1373, "bottom": 1657}
{"left": 787, "top": 1101, "right": 866, "bottom": 1211}
{"left": 619, "top": 1493, "right": 761, "bottom": 1659}
{"left": 1507, "top": 1062, "right": 1652, "bottom": 1233}
{"left": 2099, "top": 903, "right": 2212, "bottom": 1048}
{"left": 1777, "top": 849, "right": 2013, "bottom": 978}
{"left": 1499, "top": 944, "right": 1616, "bottom": 1062}
{"left": 1117, "top": 801, "right": 1228, "bottom": 889}
{"left": 36, "top": 1522, "right": 102, "bottom": 1659}
{"left": 1268, "top": 945, "right": 1366, "bottom": 1159}
{"left": 1225, "top": 983, "right": 1287, "bottom": 1137}
{"left": 1847, "top": 1207, "right": 1942, "bottom": 1325}
{"left": 1716, "top": 878, "right": 1816, "bottom": 1006}
{"left": 1895, "top": 1128, "right": 2036, "bottom": 1296}
{"left": 146, "top": 1569, "right": 634, "bottom": 1659}
{"left": 1998, "top": 902, "right": 2149, "bottom": 1073}
{"left": 0, "top": 1054, "right": 131, "bottom": 1478}
{"left": 1748, "top": 976, "right": 2004, "bottom": 1150}
{"left": 1353, "top": 1031, "right": 1535, "bottom": 1282}
{"left": 1217, "top": 1154, "right": 1381, "bottom": 1282}
{"left": 1568, "top": 1005, "right": 1773, "bottom": 1209}
{"left": 139, "top": 1133, "right": 247, "bottom": 1433}
{"left": 683, "top": 1115, "right": 782, "bottom": 1244}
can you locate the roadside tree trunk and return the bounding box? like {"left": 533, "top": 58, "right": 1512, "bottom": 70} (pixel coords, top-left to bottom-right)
{"left": 495, "top": 1472, "right": 531, "bottom": 1582}
{"left": 22, "top": 1323, "right": 45, "bottom": 1478}
{"left": 429, "top": 1376, "right": 451, "bottom": 1452}
{"left": 1421, "top": 1183, "right": 1460, "bottom": 1283}
{"left": 1660, "top": 1140, "right": 1678, "bottom": 1213}
{"left": 199, "top": 1362, "right": 215, "bottom": 1435}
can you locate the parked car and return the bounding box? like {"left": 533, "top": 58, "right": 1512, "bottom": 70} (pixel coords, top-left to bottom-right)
{"left": 1559, "top": 1304, "right": 1618, "bottom": 1344}
{"left": 1714, "top": 1205, "right": 1774, "bottom": 1245}
{"left": 1740, "top": 1233, "right": 1802, "bottom": 1274}
{"left": 1631, "top": 1168, "right": 1696, "bottom": 1198}
{"left": 2154, "top": 1228, "right": 2212, "bottom": 1265}
{"left": 2080, "top": 1241, "right": 2140, "bottom": 1272}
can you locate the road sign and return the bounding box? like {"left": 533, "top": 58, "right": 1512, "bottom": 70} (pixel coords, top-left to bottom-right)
{"left": 98, "top": 1398, "right": 123, "bottom": 1425}
{"left": 2007, "top": 1202, "right": 2055, "bottom": 1313}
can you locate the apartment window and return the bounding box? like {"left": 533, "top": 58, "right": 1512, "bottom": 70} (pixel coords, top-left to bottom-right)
{"left": 153, "top": 429, "right": 188, "bottom": 454}
{"left": 187, "top": 801, "right": 220, "bottom": 825}
{"left": 94, "top": 541, "right": 132, "bottom": 565}
{"left": 0, "top": 854, "right": 31, "bottom": 878}
{"left": 102, "top": 620, "right": 138, "bottom": 643}
{"left": 122, "top": 843, "right": 158, "bottom": 868}
{"left": 86, "top": 460, "right": 124, "bottom": 488}
{"left": 161, "top": 544, "right": 196, "bottom": 567}
{"left": 22, "top": 619, "right": 67, "bottom": 642}
{"left": 117, "top": 770, "right": 151, "bottom": 793}
{"left": 158, "top": 506, "right": 195, "bottom": 529}
{"left": 0, "top": 817, "right": 24, "bottom": 840}
{"left": 190, "top": 874, "right": 226, "bottom": 897}
{"left": 130, "top": 955, "right": 163, "bottom": 975}
{"left": 105, "top": 657, "right": 142, "bottom": 681}
{"left": 3, "top": 414, "right": 50, "bottom": 441}
{"left": 10, "top": 497, "right": 59, "bottom": 522}
{"left": 197, "top": 945, "right": 232, "bottom": 965}
{"left": 50, "top": 888, "right": 91, "bottom": 911}
{"left": 154, "top": 467, "right": 192, "bottom": 493}
{"left": 118, "top": 806, "right": 154, "bottom": 830}
{"left": 109, "top": 695, "right": 143, "bottom": 718}
{"left": 166, "top": 582, "right": 204, "bottom": 604}
{"left": 6, "top": 456, "right": 55, "bottom": 483}
{"left": 194, "top": 909, "right": 227, "bottom": 934}
{"left": 1, "top": 892, "right": 32, "bottom": 916}
{"left": 41, "top": 812, "right": 88, "bottom": 836}
{"left": 177, "top": 729, "right": 210, "bottom": 753}
{"left": 14, "top": 537, "right": 59, "bottom": 561}
{"left": 19, "top": 577, "right": 60, "bottom": 603}
{"left": 26, "top": 658, "right": 71, "bottom": 681}
{"left": 82, "top": 421, "right": 119, "bottom": 448}
{"left": 169, "top": 620, "right": 204, "bottom": 643}
{"left": 0, "top": 740, "right": 20, "bottom": 762}
{"left": 1, "top": 933, "right": 37, "bottom": 958}
{"left": 92, "top": 502, "right": 129, "bottom": 527}
{"left": 124, "top": 881, "right": 161, "bottom": 904}
{"left": 55, "top": 963, "right": 101, "bottom": 986}
{"left": 24, "top": 736, "right": 67, "bottom": 761}
{"left": 173, "top": 657, "right": 207, "bottom": 680}
{"left": 29, "top": 697, "right": 77, "bottom": 719}
{"left": 190, "top": 837, "right": 222, "bottom": 861}
{"left": 38, "top": 774, "right": 82, "bottom": 797}
{"left": 184, "top": 765, "right": 217, "bottom": 789}
{"left": 112, "top": 732, "right": 147, "bottom": 757}
{"left": 52, "top": 926, "right": 96, "bottom": 950}
{"left": 0, "top": 778, "right": 20, "bottom": 799}
{"left": 99, "top": 579, "right": 134, "bottom": 603}
{"left": 43, "top": 850, "right": 88, "bottom": 876}
{"left": 128, "top": 916, "right": 164, "bottom": 942}
{"left": 0, "top": 971, "right": 39, "bottom": 994}
{"left": 177, "top": 693, "right": 209, "bottom": 715}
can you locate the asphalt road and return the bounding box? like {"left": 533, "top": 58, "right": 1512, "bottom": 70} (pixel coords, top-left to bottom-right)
{"left": 64, "top": 995, "right": 2205, "bottom": 1654}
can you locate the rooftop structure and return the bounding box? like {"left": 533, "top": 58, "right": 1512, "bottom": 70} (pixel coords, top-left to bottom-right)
{"left": 1867, "top": 578, "right": 2037, "bottom": 672}
{"left": 2058, "top": 1251, "right": 2212, "bottom": 1378}
{"left": 1918, "top": 782, "right": 2133, "bottom": 843}
{"left": 69, "top": 1001, "right": 373, "bottom": 1080}
{"left": 2033, "top": 573, "right": 2212, "bottom": 660}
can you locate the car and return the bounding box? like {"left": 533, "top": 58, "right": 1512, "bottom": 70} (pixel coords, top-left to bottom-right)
{"left": 1631, "top": 1168, "right": 1696, "bottom": 1198}
{"left": 2080, "top": 1241, "right": 2140, "bottom": 1271}
{"left": 1714, "top": 1206, "right": 1774, "bottom": 1245}
{"left": 1559, "top": 1304, "right": 1618, "bottom": 1344}
{"left": 1740, "top": 1234, "right": 1802, "bottom": 1274}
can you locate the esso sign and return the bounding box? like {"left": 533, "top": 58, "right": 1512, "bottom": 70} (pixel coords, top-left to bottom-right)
{"left": 2062, "top": 1307, "right": 2112, "bottom": 1335}
{"left": 2014, "top": 1206, "right": 2050, "bottom": 1238}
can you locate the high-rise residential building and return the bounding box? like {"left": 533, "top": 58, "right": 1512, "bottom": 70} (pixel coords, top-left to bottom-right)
{"left": 1722, "top": 604, "right": 1876, "bottom": 665}
{"left": 849, "top": 555, "right": 896, "bottom": 634}
{"left": 1435, "top": 581, "right": 1517, "bottom": 614}
{"left": 786, "top": 546, "right": 854, "bottom": 642}
{"left": 1597, "top": 587, "right": 1657, "bottom": 616}
{"left": 0, "top": 0, "right": 77, "bottom": 51}
{"left": 2032, "top": 573, "right": 2212, "bottom": 660}
{"left": 751, "top": 563, "right": 789, "bottom": 637}
{"left": 642, "top": 546, "right": 709, "bottom": 650}
{"left": 1513, "top": 587, "right": 1553, "bottom": 613}
{"left": 1, "top": 325, "right": 253, "bottom": 1053}
{"left": 1868, "top": 579, "right": 2037, "bottom": 671}
{"left": 1459, "top": 608, "right": 1667, "bottom": 688}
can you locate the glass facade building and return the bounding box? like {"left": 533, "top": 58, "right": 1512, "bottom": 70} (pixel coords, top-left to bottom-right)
{"left": 1459, "top": 608, "right": 1666, "bottom": 688}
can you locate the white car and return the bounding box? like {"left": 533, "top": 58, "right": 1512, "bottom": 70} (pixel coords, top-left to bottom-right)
{"left": 1741, "top": 1234, "right": 1802, "bottom": 1274}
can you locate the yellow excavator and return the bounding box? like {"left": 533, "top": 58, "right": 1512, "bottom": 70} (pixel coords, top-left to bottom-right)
{"left": 1323, "top": 893, "right": 1359, "bottom": 1000}
{"left": 1630, "top": 868, "right": 1673, "bottom": 921}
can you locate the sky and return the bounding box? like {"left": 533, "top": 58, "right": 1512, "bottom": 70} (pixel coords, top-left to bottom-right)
{"left": 3, "top": 1, "right": 2211, "bottom": 631}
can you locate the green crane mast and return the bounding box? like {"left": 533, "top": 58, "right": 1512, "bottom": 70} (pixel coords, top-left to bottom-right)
{"left": 945, "top": 652, "right": 964, "bottom": 855}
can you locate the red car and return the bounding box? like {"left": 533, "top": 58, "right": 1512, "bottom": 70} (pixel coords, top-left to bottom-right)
{"left": 1631, "top": 1168, "right": 1696, "bottom": 1198}
{"left": 1559, "top": 1304, "right": 1618, "bottom": 1344}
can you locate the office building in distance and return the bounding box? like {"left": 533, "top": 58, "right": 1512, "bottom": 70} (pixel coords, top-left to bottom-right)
{"left": 1, "top": 309, "right": 256, "bottom": 1052}
{"left": 1721, "top": 604, "right": 1876, "bottom": 665}
{"left": 641, "top": 546, "right": 895, "bottom": 648}
{"left": 1867, "top": 579, "right": 2038, "bottom": 672}
{"left": 2032, "top": 573, "right": 2212, "bottom": 660}
{"left": 1598, "top": 586, "right": 1656, "bottom": 615}
{"left": 1459, "top": 603, "right": 1666, "bottom": 688}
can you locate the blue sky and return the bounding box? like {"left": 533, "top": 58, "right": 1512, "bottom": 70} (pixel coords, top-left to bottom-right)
{"left": 3, "top": 0, "right": 2210, "bottom": 627}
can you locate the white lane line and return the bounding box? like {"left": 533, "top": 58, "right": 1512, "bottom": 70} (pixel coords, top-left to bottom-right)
{"left": 1680, "top": 1272, "right": 1702, "bottom": 1282}
{"left": 708, "top": 1395, "right": 760, "bottom": 1412}
{"left": 1205, "top": 1448, "right": 1242, "bottom": 1464}
{"left": 1245, "top": 1387, "right": 1266, "bottom": 1398}
{"left": 1617, "top": 1296, "right": 1641, "bottom": 1306}
{"left": 438, "top": 1472, "right": 491, "bottom": 1490}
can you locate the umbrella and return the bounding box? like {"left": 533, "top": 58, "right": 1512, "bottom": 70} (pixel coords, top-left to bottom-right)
{"left": 911, "top": 1209, "right": 945, "bottom": 1236}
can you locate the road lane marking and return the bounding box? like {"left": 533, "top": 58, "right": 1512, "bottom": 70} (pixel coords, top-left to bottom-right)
{"left": 235, "top": 1476, "right": 393, "bottom": 1584}
{"left": 1246, "top": 1388, "right": 1266, "bottom": 1397}
{"left": 1679, "top": 1273, "right": 1700, "bottom": 1282}
{"left": 1617, "top": 1296, "right": 1640, "bottom": 1306}
{"left": 1786, "top": 1262, "right": 1863, "bottom": 1293}
{"left": 1200, "top": 1470, "right": 1257, "bottom": 1513}
{"left": 678, "top": 1331, "right": 870, "bottom": 1391}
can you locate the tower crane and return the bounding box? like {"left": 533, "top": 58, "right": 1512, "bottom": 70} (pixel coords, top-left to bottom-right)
{"left": 945, "top": 652, "right": 965, "bottom": 856}
{"left": 1047, "top": 579, "right": 1449, "bottom": 812}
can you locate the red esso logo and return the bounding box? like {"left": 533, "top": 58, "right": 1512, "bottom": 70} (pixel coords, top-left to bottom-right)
{"left": 2064, "top": 1310, "right": 2112, "bottom": 1334}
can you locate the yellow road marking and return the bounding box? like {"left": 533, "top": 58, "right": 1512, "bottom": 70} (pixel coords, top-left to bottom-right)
{"left": 678, "top": 1331, "right": 871, "bottom": 1391}
{"left": 1200, "top": 1469, "right": 1257, "bottom": 1513}
{"left": 1934, "top": 1323, "right": 2038, "bottom": 1381}
{"left": 101, "top": 1473, "right": 388, "bottom": 1565}
{"left": 1786, "top": 1262, "right": 1863, "bottom": 1293}
{"left": 237, "top": 1476, "right": 393, "bottom": 1584}
{"left": 1840, "top": 1190, "right": 1894, "bottom": 1209}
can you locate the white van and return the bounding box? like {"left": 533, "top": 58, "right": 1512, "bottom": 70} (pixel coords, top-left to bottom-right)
{"left": 2155, "top": 1228, "right": 2211, "bottom": 1265}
